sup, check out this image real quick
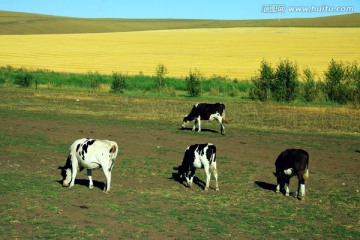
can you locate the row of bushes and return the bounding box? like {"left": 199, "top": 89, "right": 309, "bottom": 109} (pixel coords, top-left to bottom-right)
{"left": 250, "top": 59, "right": 360, "bottom": 104}
{"left": 1, "top": 59, "right": 359, "bottom": 105}
{"left": 0, "top": 64, "right": 251, "bottom": 97}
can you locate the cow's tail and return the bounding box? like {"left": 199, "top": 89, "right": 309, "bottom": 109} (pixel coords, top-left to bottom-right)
{"left": 222, "top": 105, "right": 226, "bottom": 121}
{"left": 209, "top": 145, "right": 217, "bottom": 174}
{"left": 304, "top": 168, "right": 309, "bottom": 181}
{"left": 110, "top": 142, "right": 119, "bottom": 161}
{"left": 304, "top": 159, "right": 309, "bottom": 181}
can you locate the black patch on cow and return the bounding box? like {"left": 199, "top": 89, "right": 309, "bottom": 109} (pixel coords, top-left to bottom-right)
{"left": 76, "top": 144, "right": 81, "bottom": 152}
{"left": 82, "top": 139, "right": 96, "bottom": 154}
{"left": 59, "top": 154, "right": 72, "bottom": 181}
{"left": 64, "top": 154, "right": 72, "bottom": 169}
{"left": 206, "top": 145, "right": 216, "bottom": 163}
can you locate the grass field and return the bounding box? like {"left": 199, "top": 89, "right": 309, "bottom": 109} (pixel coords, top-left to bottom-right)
{"left": 0, "top": 27, "right": 359, "bottom": 79}
{"left": 0, "top": 87, "right": 359, "bottom": 239}
{"left": 0, "top": 10, "right": 359, "bottom": 239}
{"left": 1, "top": 11, "right": 359, "bottom": 35}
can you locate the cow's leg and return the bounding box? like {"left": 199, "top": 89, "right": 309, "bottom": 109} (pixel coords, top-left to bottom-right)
{"left": 69, "top": 161, "right": 78, "bottom": 188}
{"left": 192, "top": 118, "right": 197, "bottom": 131}
{"left": 275, "top": 176, "right": 281, "bottom": 193}
{"left": 296, "top": 172, "right": 306, "bottom": 200}
{"left": 197, "top": 117, "right": 201, "bottom": 132}
{"left": 276, "top": 181, "right": 281, "bottom": 193}
{"left": 285, "top": 177, "right": 290, "bottom": 196}
{"left": 189, "top": 176, "right": 194, "bottom": 187}
{"left": 87, "top": 169, "right": 94, "bottom": 189}
{"left": 211, "top": 163, "right": 219, "bottom": 191}
{"left": 188, "top": 169, "right": 196, "bottom": 188}
{"left": 300, "top": 184, "right": 305, "bottom": 199}
{"left": 204, "top": 166, "right": 211, "bottom": 191}
{"left": 214, "top": 114, "right": 225, "bottom": 134}
{"left": 220, "top": 118, "right": 225, "bottom": 135}
{"left": 102, "top": 169, "right": 112, "bottom": 193}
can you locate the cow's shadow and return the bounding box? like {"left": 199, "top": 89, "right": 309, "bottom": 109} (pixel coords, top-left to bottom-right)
{"left": 170, "top": 169, "right": 207, "bottom": 190}
{"left": 179, "top": 127, "right": 219, "bottom": 134}
{"left": 57, "top": 179, "right": 104, "bottom": 191}
{"left": 254, "top": 181, "right": 276, "bottom": 192}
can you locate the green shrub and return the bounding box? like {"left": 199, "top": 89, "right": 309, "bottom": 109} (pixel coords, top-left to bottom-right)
{"left": 14, "top": 72, "right": 32, "bottom": 87}
{"left": 186, "top": 69, "right": 202, "bottom": 97}
{"left": 346, "top": 62, "right": 360, "bottom": 104}
{"left": 155, "top": 63, "right": 168, "bottom": 93}
{"left": 249, "top": 60, "right": 273, "bottom": 101}
{"left": 324, "top": 59, "right": 347, "bottom": 103}
{"left": 87, "top": 72, "right": 102, "bottom": 90}
{"left": 111, "top": 72, "right": 126, "bottom": 93}
{"left": 271, "top": 59, "right": 299, "bottom": 102}
{"left": 302, "top": 67, "right": 319, "bottom": 102}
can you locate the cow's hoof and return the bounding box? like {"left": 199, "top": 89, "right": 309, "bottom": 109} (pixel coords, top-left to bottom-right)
{"left": 285, "top": 193, "right": 290, "bottom": 196}
{"left": 204, "top": 187, "right": 209, "bottom": 191}
{"left": 216, "top": 187, "right": 220, "bottom": 191}
{"left": 89, "top": 185, "right": 94, "bottom": 189}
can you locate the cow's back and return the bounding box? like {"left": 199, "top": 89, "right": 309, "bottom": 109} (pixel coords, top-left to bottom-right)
{"left": 275, "top": 149, "right": 309, "bottom": 170}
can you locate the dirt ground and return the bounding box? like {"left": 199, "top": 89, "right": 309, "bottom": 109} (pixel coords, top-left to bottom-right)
{"left": 1, "top": 117, "right": 359, "bottom": 238}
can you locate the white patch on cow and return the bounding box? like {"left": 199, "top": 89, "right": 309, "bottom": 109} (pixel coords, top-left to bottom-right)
{"left": 195, "top": 116, "right": 201, "bottom": 132}
{"left": 63, "top": 169, "right": 72, "bottom": 186}
{"left": 87, "top": 169, "right": 94, "bottom": 189}
{"left": 284, "top": 168, "right": 293, "bottom": 176}
{"left": 300, "top": 184, "right": 305, "bottom": 199}
{"left": 285, "top": 183, "right": 290, "bottom": 196}
{"left": 276, "top": 184, "right": 280, "bottom": 193}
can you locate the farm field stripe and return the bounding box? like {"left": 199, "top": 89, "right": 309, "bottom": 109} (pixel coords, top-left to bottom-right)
{"left": 0, "top": 28, "right": 359, "bottom": 79}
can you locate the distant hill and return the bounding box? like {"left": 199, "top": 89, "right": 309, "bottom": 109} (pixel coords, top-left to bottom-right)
{"left": 0, "top": 10, "right": 359, "bottom": 35}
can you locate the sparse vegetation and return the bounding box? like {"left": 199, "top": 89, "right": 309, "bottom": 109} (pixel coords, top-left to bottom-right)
{"left": 302, "top": 67, "right": 320, "bottom": 102}
{"left": 155, "top": 63, "right": 168, "bottom": 93}
{"left": 186, "top": 69, "right": 202, "bottom": 97}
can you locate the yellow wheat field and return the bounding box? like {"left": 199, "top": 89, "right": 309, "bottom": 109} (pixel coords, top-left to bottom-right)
{"left": 0, "top": 27, "right": 359, "bottom": 79}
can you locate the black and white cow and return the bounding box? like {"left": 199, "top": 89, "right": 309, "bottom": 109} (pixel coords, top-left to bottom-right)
{"left": 274, "top": 149, "right": 309, "bottom": 200}
{"left": 182, "top": 103, "right": 225, "bottom": 134}
{"left": 176, "top": 143, "right": 219, "bottom": 191}
{"left": 59, "top": 138, "right": 119, "bottom": 193}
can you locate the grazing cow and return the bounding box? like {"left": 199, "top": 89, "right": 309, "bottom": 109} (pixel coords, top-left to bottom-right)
{"left": 59, "top": 138, "right": 118, "bottom": 193}
{"left": 182, "top": 103, "right": 225, "bottom": 134}
{"left": 274, "top": 149, "right": 309, "bottom": 200}
{"left": 176, "top": 143, "right": 219, "bottom": 191}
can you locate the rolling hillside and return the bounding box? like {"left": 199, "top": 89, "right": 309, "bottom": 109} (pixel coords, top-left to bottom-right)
{"left": 0, "top": 10, "right": 359, "bottom": 35}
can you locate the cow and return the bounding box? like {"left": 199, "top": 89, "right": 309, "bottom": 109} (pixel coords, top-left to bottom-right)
{"left": 59, "top": 138, "right": 118, "bottom": 193}
{"left": 181, "top": 103, "right": 225, "bottom": 134}
{"left": 273, "top": 149, "right": 309, "bottom": 200}
{"left": 175, "top": 143, "right": 219, "bottom": 191}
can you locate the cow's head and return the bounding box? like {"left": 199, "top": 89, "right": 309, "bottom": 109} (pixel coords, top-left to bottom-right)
{"left": 173, "top": 165, "right": 186, "bottom": 179}
{"left": 58, "top": 166, "right": 72, "bottom": 187}
{"left": 182, "top": 116, "right": 190, "bottom": 128}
